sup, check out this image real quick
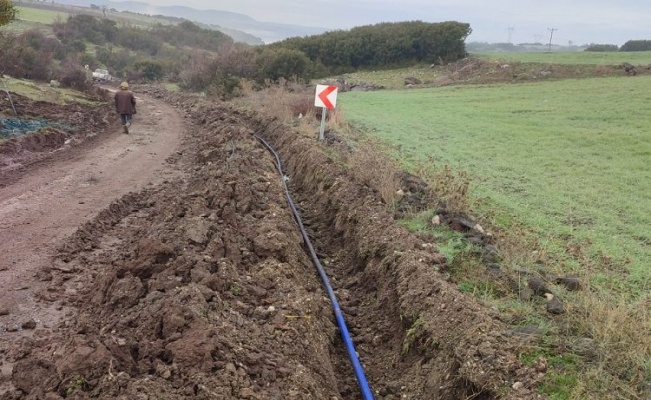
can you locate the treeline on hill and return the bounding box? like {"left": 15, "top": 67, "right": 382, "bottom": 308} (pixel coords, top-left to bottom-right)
{"left": 585, "top": 40, "right": 651, "bottom": 52}
{"left": 272, "top": 21, "right": 471, "bottom": 74}
{"left": 0, "top": 14, "right": 470, "bottom": 97}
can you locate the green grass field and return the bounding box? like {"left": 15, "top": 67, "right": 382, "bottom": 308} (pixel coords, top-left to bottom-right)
{"left": 341, "top": 76, "right": 651, "bottom": 297}
{"left": 338, "top": 72, "right": 651, "bottom": 398}
{"left": 335, "top": 50, "right": 650, "bottom": 91}
{"left": 1, "top": 77, "right": 99, "bottom": 105}
{"left": 16, "top": 6, "right": 69, "bottom": 24}
{"left": 3, "top": 5, "right": 172, "bottom": 34}
{"left": 477, "top": 50, "right": 651, "bottom": 65}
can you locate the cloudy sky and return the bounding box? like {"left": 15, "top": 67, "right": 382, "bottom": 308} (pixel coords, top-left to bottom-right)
{"left": 138, "top": 0, "right": 649, "bottom": 45}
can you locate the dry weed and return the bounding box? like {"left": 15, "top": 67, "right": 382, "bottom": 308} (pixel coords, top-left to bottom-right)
{"left": 491, "top": 223, "right": 650, "bottom": 398}
{"left": 233, "top": 79, "right": 316, "bottom": 122}
{"left": 345, "top": 140, "right": 401, "bottom": 205}
{"left": 570, "top": 291, "right": 651, "bottom": 398}
{"left": 236, "top": 83, "right": 399, "bottom": 204}
{"left": 415, "top": 159, "right": 470, "bottom": 214}
{"left": 325, "top": 107, "right": 348, "bottom": 132}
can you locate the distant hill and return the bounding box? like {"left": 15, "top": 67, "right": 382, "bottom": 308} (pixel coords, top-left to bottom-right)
{"left": 147, "top": 13, "right": 263, "bottom": 45}
{"left": 50, "top": 0, "right": 328, "bottom": 43}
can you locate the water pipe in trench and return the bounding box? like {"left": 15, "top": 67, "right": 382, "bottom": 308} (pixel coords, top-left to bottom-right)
{"left": 255, "top": 135, "right": 375, "bottom": 400}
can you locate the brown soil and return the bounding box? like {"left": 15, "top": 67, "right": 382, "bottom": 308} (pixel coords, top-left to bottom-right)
{"left": 431, "top": 57, "right": 650, "bottom": 86}
{"left": 1, "top": 87, "right": 545, "bottom": 399}
{"left": 0, "top": 89, "right": 114, "bottom": 186}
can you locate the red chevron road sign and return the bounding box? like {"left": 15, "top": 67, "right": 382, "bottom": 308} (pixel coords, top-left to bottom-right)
{"left": 314, "top": 85, "right": 338, "bottom": 109}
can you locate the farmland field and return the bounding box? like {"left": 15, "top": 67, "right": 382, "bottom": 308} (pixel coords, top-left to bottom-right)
{"left": 338, "top": 70, "right": 651, "bottom": 397}
{"left": 477, "top": 50, "right": 651, "bottom": 65}
{"left": 3, "top": 4, "right": 172, "bottom": 33}
{"left": 341, "top": 75, "right": 651, "bottom": 298}
{"left": 15, "top": 6, "right": 69, "bottom": 24}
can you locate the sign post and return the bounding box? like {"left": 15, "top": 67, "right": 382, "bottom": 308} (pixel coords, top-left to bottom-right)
{"left": 314, "top": 84, "right": 338, "bottom": 141}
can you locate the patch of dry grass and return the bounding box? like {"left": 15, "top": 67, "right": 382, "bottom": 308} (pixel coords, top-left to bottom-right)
{"left": 235, "top": 81, "right": 401, "bottom": 205}
{"left": 235, "top": 78, "right": 318, "bottom": 123}
{"left": 569, "top": 290, "right": 651, "bottom": 397}
{"left": 490, "top": 221, "right": 651, "bottom": 399}
{"left": 414, "top": 160, "right": 470, "bottom": 214}
{"left": 344, "top": 139, "right": 401, "bottom": 205}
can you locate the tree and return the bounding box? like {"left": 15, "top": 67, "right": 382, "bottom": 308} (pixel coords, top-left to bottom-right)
{"left": 133, "top": 60, "right": 164, "bottom": 81}
{"left": 269, "top": 20, "right": 471, "bottom": 76}
{"left": 620, "top": 40, "right": 651, "bottom": 52}
{"left": 584, "top": 44, "right": 618, "bottom": 52}
{"left": 0, "top": 0, "right": 17, "bottom": 26}
{"left": 256, "top": 48, "right": 310, "bottom": 82}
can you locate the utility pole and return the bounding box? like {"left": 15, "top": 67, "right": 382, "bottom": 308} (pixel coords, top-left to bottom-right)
{"left": 547, "top": 28, "right": 557, "bottom": 52}
{"left": 508, "top": 26, "right": 515, "bottom": 44}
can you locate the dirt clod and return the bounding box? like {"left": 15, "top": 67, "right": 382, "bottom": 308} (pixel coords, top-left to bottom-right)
{"left": 527, "top": 276, "right": 551, "bottom": 296}
{"left": 546, "top": 297, "right": 565, "bottom": 315}
{"left": 20, "top": 320, "right": 36, "bottom": 330}
{"left": 555, "top": 275, "right": 581, "bottom": 291}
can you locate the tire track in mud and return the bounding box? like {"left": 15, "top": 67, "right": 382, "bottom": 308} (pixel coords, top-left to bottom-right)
{"left": 5, "top": 90, "right": 545, "bottom": 399}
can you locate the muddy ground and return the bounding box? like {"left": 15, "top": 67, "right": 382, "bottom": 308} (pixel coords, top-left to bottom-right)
{"left": 1, "top": 87, "right": 546, "bottom": 399}
{"left": 0, "top": 90, "right": 112, "bottom": 187}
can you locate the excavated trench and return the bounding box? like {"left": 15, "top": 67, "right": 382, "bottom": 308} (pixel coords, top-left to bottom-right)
{"left": 6, "top": 91, "right": 544, "bottom": 400}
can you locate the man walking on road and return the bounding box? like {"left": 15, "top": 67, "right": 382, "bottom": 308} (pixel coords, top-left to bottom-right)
{"left": 114, "top": 81, "right": 136, "bottom": 134}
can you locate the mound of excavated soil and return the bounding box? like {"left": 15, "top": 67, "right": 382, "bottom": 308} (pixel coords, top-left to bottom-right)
{"left": 430, "top": 57, "right": 649, "bottom": 87}
{"left": 0, "top": 91, "right": 113, "bottom": 183}
{"left": 5, "top": 89, "right": 545, "bottom": 399}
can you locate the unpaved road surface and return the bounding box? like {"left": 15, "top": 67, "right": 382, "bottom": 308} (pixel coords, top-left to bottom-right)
{"left": 1, "top": 89, "right": 545, "bottom": 400}
{"left": 0, "top": 94, "right": 182, "bottom": 389}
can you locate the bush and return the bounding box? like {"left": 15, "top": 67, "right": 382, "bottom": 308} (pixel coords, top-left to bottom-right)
{"left": 178, "top": 53, "right": 216, "bottom": 91}
{"left": 620, "top": 40, "right": 651, "bottom": 52}
{"left": 133, "top": 60, "right": 164, "bottom": 81}
{"left": 214, "top": 43, "right": 257, "bottom": 79}
{"left": 58, "top": 62, "right": 90, "bottom": 91}
{"left": 207, "top": 70, "right": 242, "bottom": 100}
{"left": 53, "top": 14, "right": 117, "bottom": 45}
{"left": 584, "top": 44, "right": 619, "bottom": 52}
{"left": 269, "top": 20, "right": 471, "bottom": 76}
{"left": 117, "top": 27, "right": 162, "bottom": 55}
{"left": 0, "top": 0, "right": 17, "bottom": 26}
{"left": 95, "top": 47, "right": 133, "bottom": 77}
{"left": 255, "top": 48, "right": 310, "bottom": 82}
{"left": 0, "top": 30, "right": 55, "bottom": 80}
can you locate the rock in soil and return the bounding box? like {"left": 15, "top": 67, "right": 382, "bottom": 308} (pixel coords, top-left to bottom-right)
{"left": 556, "top": 275, "right": 581, "bottom": 291}
{"left": 527, "top": 276, "right": 551, "bottom": 296}
{"left": 546, "top": 297, "right": 565, "bottom": 314}
{"left": 20, "top": 319, "right": 37, "bottom": 330}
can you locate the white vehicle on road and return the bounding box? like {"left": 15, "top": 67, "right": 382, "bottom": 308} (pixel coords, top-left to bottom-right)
{"left": 91, "top": 68, "right": 112, "bottom": 82}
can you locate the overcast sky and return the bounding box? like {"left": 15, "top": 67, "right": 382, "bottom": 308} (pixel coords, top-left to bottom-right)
{"left": 139, "top": 0, "right": 650, "bottom": 45}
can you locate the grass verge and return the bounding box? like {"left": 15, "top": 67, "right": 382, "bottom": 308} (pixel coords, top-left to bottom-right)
{"left": 1, "top": 76, "right": 101, "bottom": 105}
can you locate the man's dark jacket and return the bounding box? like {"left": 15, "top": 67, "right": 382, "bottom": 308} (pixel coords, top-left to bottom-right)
{"left": 115, "top": 90, "right": 136, "bottom": 114}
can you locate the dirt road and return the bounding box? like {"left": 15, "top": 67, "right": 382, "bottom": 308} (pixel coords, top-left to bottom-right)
{"left": 0, "top": 94, "right": 183, "bottom": 386}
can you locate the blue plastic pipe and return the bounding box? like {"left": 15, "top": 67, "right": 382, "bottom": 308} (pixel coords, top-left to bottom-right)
{"left": 255, "top": 135, "right": 375, "bottom": 400}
